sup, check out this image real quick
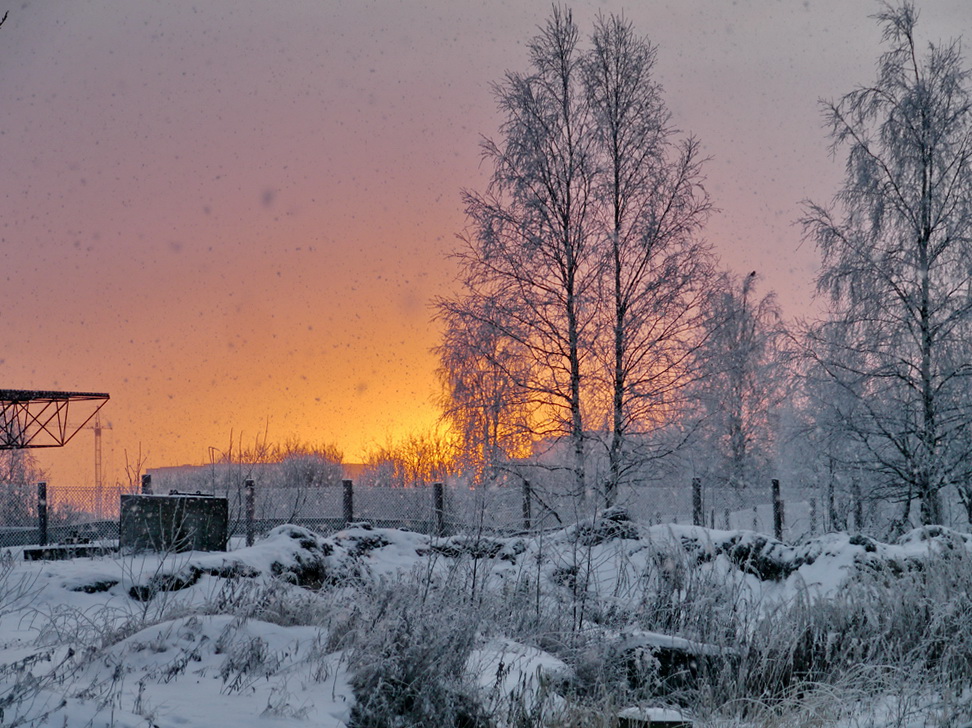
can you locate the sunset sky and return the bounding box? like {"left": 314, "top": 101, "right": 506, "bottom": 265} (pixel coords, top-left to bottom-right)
{"left": 1, "top": 0, "right": 968, "bottom": 486}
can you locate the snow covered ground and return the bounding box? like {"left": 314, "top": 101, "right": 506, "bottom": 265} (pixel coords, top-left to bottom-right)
{"left": 2, "top": 514, "right": 971, "bottom": 727}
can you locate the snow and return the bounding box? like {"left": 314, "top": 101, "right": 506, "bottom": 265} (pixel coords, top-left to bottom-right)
{"left": 619, "top": 629, "right": 732, "bottom": 658}
{"left": 467, "top": 638, "right": 571, "bottom": 721}
{"left": 618, "top": 705, "right": 691, "bottom": 723}
{"left": 1, "top": 519, "right": 969, "bottom": 727}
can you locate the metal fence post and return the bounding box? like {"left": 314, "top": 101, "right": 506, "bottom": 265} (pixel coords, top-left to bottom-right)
{"left": 433, "top": 482, "right": 445, "bottom": 537}
{"left": 141, "top": 473, "right": 153, "bottom": 495}
{"left": 772, "top": 478, "right": 784, "bottom": 540}
{"left": 37, "top": 481, "right": 48, "bottom": 547}
{"left": 522, "top": 479, "right": 532, "bottom": 531}
{"left": 245, "top": 478, "right": 255, "bottom": 547}
{"left": 692, "top": 478, "right": 703, "bottom": 526}
{"left": 342, "top": 479, "right": 354, "bottom": 527}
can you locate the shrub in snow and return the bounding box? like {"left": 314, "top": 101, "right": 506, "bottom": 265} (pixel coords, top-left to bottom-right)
{"left": 216, "top": 620, "right": 283, "bottom": 693}
{"left": 567, "top": 507, "right": 640, "bottom": 546}
{"left": 430, "top": 535, "right": 526, "bottom": 562}
{"left": 339, "top": 577, "right": 488, "bottom": 728}
{"left": 263, "top": 524, "right": 338, "bottom": 588}
{"left": 128, "top": 567, "right": 203, "bottom": 601}
{"left": 896, "top": 524, "right": 972, "bottom": 548}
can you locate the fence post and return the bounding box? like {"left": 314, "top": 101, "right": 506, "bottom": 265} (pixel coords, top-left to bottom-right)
{"left": 752, "top": 505, "right": 758, "bottom": 532}
{"left": 342, "top": 479, "right": 354, "bottom": 527}
{"left": 141, "top": 473, "right": 153, "bottom": 495}
{"left": 809, "top": 497, "right": 817, "bottom": 535}
{"left": 772, "top": 478, "right": 784, "bottom": 540}
{"left": 433, "top": 482, "right": 445, "bottom": 537}
{"left": 245, "top": 478, "right": 255, "bottom": 547}
{"left": 692, "top": 478, "right": 703, "bottom": 526}
{"left": 522, "top": 479, "right": 532, "bottom": 531}
{"left": 37, "top": 481, "right": 48, "bottom": 547}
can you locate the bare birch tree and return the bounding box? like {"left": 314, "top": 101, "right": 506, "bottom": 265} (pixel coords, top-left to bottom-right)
{"left": 687, "top": 272, "right": 788, "bottom": 498}
{"left": 439, "top": 8, "right": 718, "bottom": 507}
{"left": 448, "top": 7, "right": 597, "bottom": 497}
{"left": 583, "top": 14, "right": 713, "bottom": 504}
{"left": 803, "top": 2, "right": 972, "bottom": 526}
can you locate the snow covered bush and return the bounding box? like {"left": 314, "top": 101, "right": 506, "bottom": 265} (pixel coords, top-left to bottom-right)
{"left": 793, "top": 534, "right": 972, "bottom": 687}
{"left": 339, "top": 574, "right": 488, "bottom": 728}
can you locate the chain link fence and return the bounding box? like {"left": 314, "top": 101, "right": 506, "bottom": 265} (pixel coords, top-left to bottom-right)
{"left": 0, "top": 483, "right": 140, "bottom": 546}
{"left": 2, "top": 473, "right": 970, "bottom": 549}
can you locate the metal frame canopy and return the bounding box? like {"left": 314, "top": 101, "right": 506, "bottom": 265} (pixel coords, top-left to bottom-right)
{"left": 0, "top": 390, "right": 110, "bottom": 449}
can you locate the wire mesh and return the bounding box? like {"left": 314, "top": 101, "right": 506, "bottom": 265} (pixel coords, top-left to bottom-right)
{"left": 1, "top": 475, "right": 969, "bottom": 548}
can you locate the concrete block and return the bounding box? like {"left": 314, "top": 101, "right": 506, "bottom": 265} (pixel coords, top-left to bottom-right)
{"left": 120, "top": 494, "right": 228, "bottom": 552}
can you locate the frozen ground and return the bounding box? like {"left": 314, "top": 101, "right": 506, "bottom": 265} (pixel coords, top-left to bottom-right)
{"left": 1, "top": 514, "right": 971, "bottom": 727}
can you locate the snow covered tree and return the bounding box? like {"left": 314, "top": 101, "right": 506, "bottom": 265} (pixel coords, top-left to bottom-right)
{"left": 439, "top": 9, "right": 714, "bottom": 506}
{"left": 435, "top": 302, "right": 532, "bottom": 485}
{"left": 583, "top": 14, "right": 713, "bottom": 504}
{"left": 688, "top": 272, "right": 788, "bottom": 496}
{"left": 360, "top": 428, "right": 459, "bottom": 489}
{"left": 798, "top": 317, "right": 878, "bottom": 531}
{"left": 803, "top": 2, "right": 972, "bottom": 526}
{"left": 272, "top": 440, "right": 344, "bottom": 490}
{"left": 446, "top": 7, "right": 598, "bottom": 498}
{"left": 0, "top": 449, "right": 42, "bottom": 526}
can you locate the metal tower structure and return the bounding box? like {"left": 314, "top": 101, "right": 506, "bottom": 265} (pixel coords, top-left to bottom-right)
{"left": 0, "top": 390, "right": 110, "bottom": 450}
{"left": 84, "top": 412, "right": 113, "bottom": 517}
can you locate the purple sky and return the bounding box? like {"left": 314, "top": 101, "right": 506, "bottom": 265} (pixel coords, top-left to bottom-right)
{"left": 1, "top": 0, "right": 968, "bottom": 485}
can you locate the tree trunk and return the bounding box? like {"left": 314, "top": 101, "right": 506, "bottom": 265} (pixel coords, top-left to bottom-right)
{"left": 566, "top": 262, "right": 587, "bottom": 502}
{"left": 608, "top": 227, "right": 624, "bottom": 506}
{"left": 918, "top": 231, "right": 942, "bottom": 526}
{"left": 920, "top": 486, "right": 942, "bottom": 527}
